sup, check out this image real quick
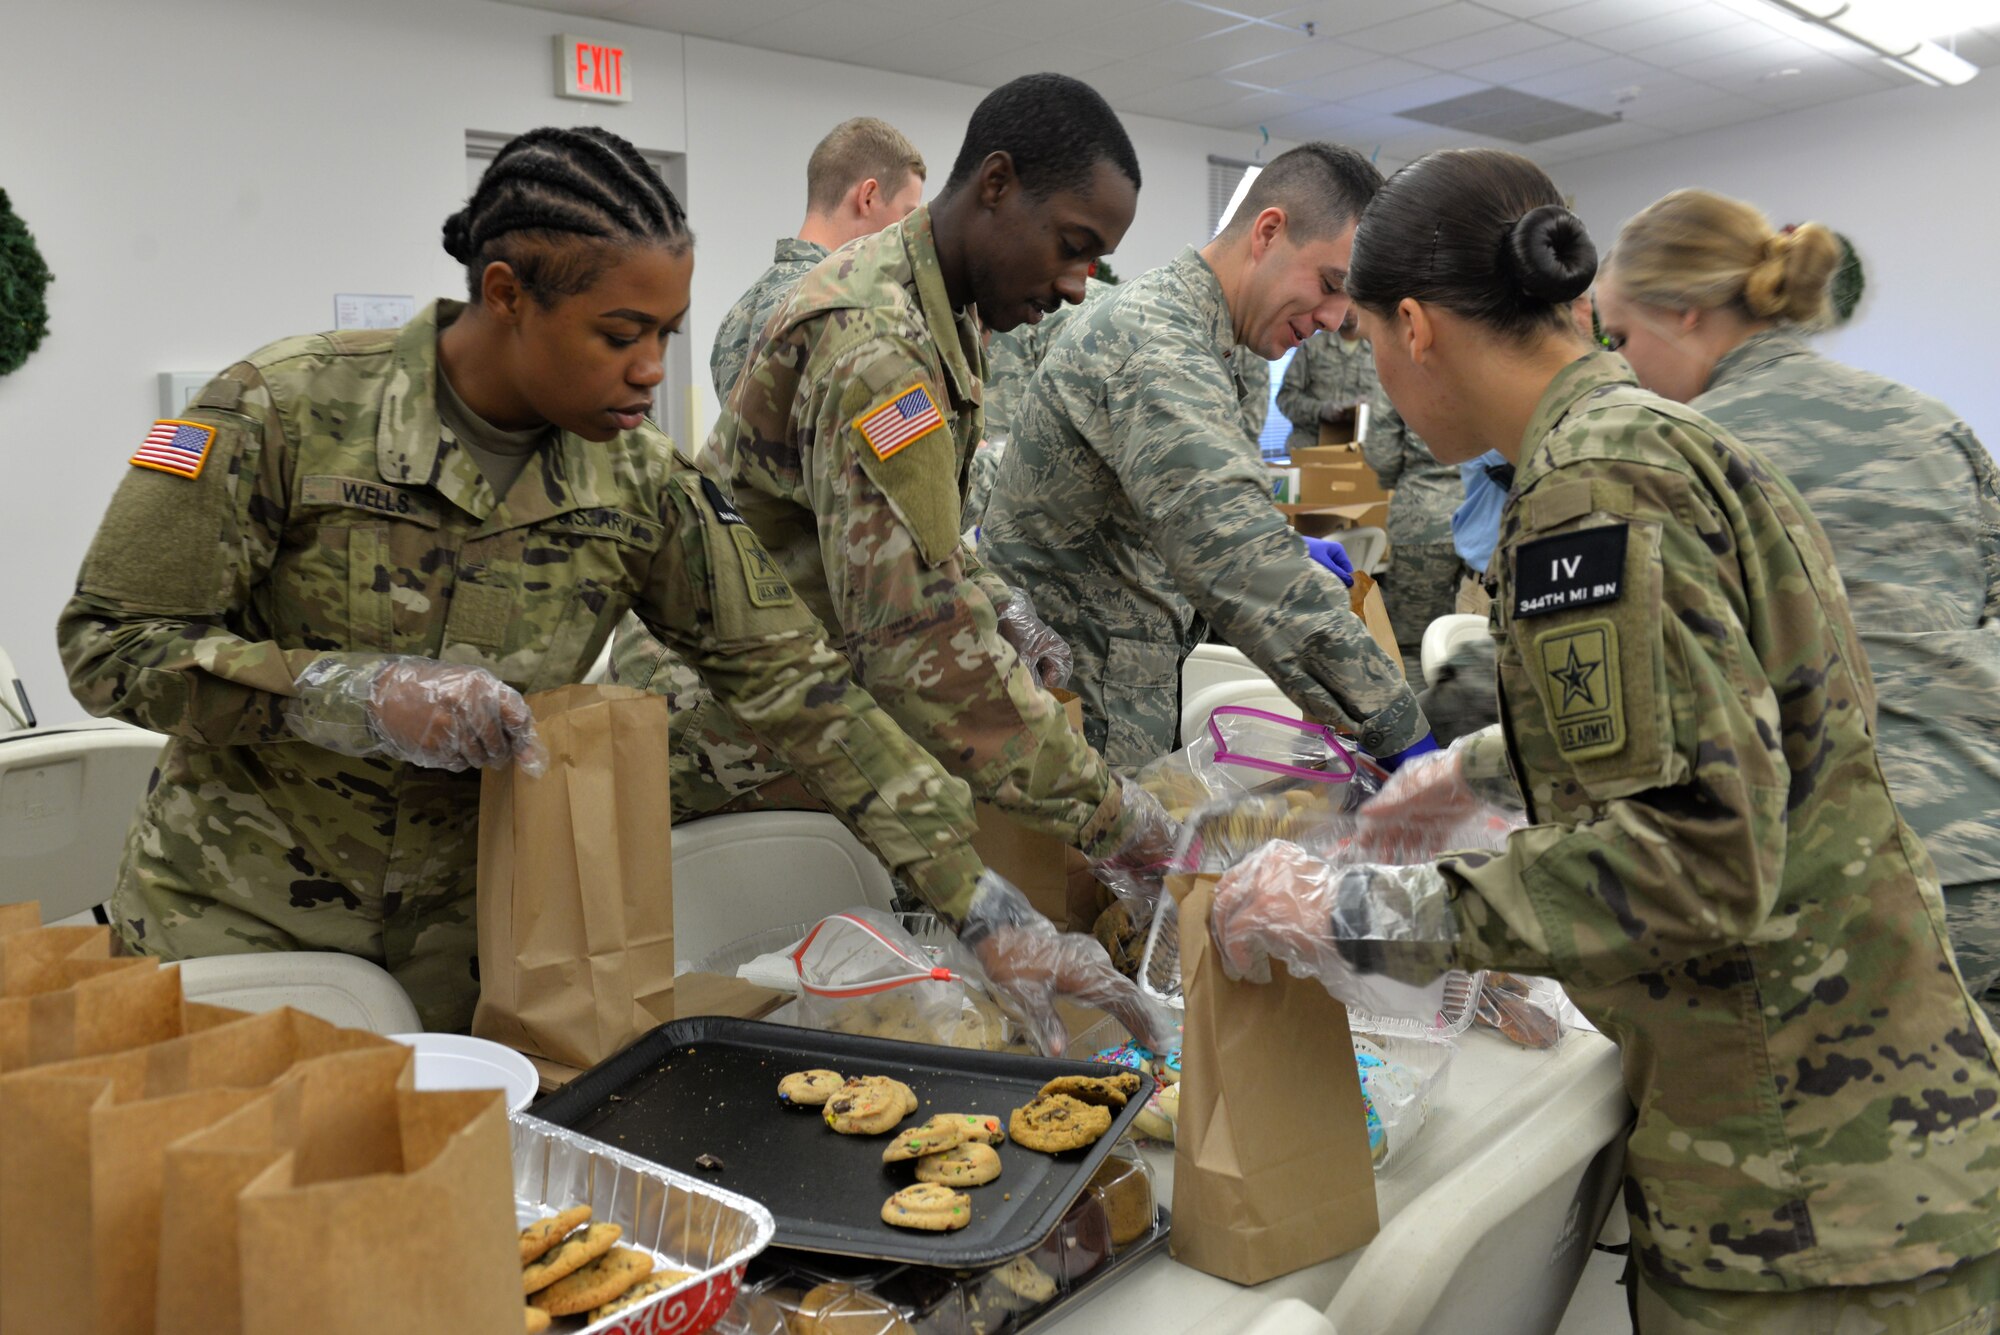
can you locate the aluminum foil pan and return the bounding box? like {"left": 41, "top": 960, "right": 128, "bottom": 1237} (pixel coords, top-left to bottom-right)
{"left": 511, "top": 1111, "right": 776, "bottom": 1335}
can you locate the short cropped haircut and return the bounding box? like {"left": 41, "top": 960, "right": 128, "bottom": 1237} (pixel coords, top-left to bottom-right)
{"left": 805, "top": 117, "right": 927, "bottom": 214}
{"left": 941, "top": 73, "right": 1141, "bottom": 201}
{"left": 1219, "top": 142, "right": 1381, "bottom": 243}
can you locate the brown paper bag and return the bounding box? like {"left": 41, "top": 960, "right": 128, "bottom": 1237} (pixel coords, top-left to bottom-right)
{"left": 473, "top": 684, "right": 676, "bottom": 1071}
{"left": 0, "top": 958, "right": 178, "bottom": 1074}
{"left": 1171, "top": 877, "right": 1380, "bottom": 1284}
{"left": 0, "top": 1006, "right": 398, "bottom": 1335}
{"left": 1350, "top": 570, "right": 1404, "bottom": 672}
{"left": 155, "top": 1045, "right": 517, "bottom": 1335}
{"left": 0, "top": 902, "right": 42, "bottom": 938}
{"left": 969, "top": 689, "right": 1089, "bottom": 926}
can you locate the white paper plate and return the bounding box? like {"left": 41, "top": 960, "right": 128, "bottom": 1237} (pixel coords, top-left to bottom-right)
{"left": 388, "top": 1032, "right": 538, "bottom": 1112}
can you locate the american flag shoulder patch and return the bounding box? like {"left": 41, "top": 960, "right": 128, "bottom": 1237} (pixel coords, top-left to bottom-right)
{"left": 853, "top": 383, "right": 944, "bottom": 460}
{"left": 130, "top": 419, "right": 217, "bottom": 480}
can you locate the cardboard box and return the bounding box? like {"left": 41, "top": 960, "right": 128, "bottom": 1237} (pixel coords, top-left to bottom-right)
{"left": 1278, "top": 500, "right": 1392, "bottom": 534}
{"left": 1317, "top": 401, "right": 1371, "bottom": 445}
{"left": 970, "top": 689, "right": 1089, "bottom": 928}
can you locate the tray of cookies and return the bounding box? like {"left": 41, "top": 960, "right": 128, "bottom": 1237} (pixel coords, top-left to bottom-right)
{"left": 712, "top": 1143, "right": 1168, "bottom": 1335}
{"left": 511, "top": 1111, "right": 777, "bottom": 1335}
{"left": 527, "top": 1017, "right": 1156, "bottom": 1269}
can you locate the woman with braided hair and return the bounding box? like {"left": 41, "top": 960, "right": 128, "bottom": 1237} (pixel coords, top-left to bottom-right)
{"left": 56, "top": 125, "right": 1051, "bottom": 1034}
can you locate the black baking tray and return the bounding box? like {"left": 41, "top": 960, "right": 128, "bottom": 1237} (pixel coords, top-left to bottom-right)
{"left": 528, "top": 1017, "right": 1156, "bottom": 1268}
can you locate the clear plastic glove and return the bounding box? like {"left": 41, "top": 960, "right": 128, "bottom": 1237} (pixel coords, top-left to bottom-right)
{"left": 1208, "top": 840, "right": 1458, "bottom": 1007}
{"left": 284, "top": 656, "right": 548, "bottom": 776}
{"left": 1089, "top": 778, "right": 1184, "bottom": 906}
{"left": 962, "top": 871, "right": 1178, "bottom": 1057}
{"left": 1353, "top": 737, "right": 1483, "bottom": 863}
{"left": 995, "top": 586, "right": 1073, "bottom": 689}
{"left": 1301, "top": 536, "right": 1354, "bottom": 587}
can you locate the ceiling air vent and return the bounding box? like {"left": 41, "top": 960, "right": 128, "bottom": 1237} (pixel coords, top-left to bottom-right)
{"left": 1397, "top": 87, "right": 1619, "bottom": 144}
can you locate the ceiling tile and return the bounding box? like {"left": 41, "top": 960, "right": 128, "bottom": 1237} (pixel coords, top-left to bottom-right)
{"left": 1469, "top": 0, "right": 1583, "bottom": 16}
{"left": 1629, "top": 22, "right": 1774, "bottom": 69}
{"left": 1582, "top": 6, "right": 1750, "bottom": 55}
{"left": 1149, "top": 20, "right": 1317, "bottom": 74}
{"left": 1720, "top": 57, "right": 1899, "bottom": 106}
{"left": 1534, "top": 0, "right": 1704, "bottom": 38}
{"left": 1221, "top": 38, "right": 1378, "bottom": 88}
{"left": 613, "top": 0, "right": 822, "bottom": 40}
{"left": 1509, "top": 53, "right": 1657, "bottom": 96}
{"left": 1345, "top": 4, "right": 1512, "bottom": 55}
{"left": 959, "top": 0, "right": 1160, "bottom": 37}
{"left": 1620, "top": 91, "right": 1775, "bottom": 133}
{"left": 1259, "top": 103, "right": 1382, "bottom": 139}
{"left": 1267, "top": 0, "right": 1454, "bottom": 39}
{"left": 1068, "top": 58, "right": 1185, "bottom": 101}
{"left": 1669, "top": 35, "right": 1829, "bottom": 83}
{"left": 1346, "top": 71, "right": 1493, "bottom": 114}
{"left": 863, "top": 0, "right": 986, "bottom": 13}
{"left": 1200, "top": 88, "right": 1320, "bottom": 128}
{"left": 1115, "top": 74, "right": 1249, "bottom": 116}
{"left": 1459, "top": 37, "right": 1610, "bottom": 83}
{"left": 1404, "top": 21, "right": 1565, "bottom": 72}
{"left": 1287, "top": 54, "right": 1436, "bottom": 101}
{"left": 1530, "top": 118, "right": 1670, "bottom": 162}
{"left": 1945, "top": 30, "right": 2000, "bottom": 65}
{"left": 1186, "top": 0, "right": 1316, "bottom": 17}
{"left": 730, "top": 2, "right": 937, "bottom": 61}
{"left": 943, "top": 39, "right": 1109, "bottom": 84}
{"left": 1073, "top": 0, "right": 1246, "bottom": 55}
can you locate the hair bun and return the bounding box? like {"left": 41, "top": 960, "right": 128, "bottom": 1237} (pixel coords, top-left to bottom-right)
{"left": 1502, "top": 204, "right": 1597, "bottom": 303}
{"left": 441, "top": 210, "right": 473, "bottom": 264}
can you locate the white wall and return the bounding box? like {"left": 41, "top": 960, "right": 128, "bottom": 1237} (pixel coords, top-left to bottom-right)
{"left": 0, "top": 0, "right": 1280, "bottom": 724}
{"left": 1549, "top": 73, "right": 2000, "bottom": 449}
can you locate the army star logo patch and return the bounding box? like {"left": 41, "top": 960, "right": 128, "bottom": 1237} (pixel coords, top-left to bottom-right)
{"left": 1536, "top": 618, "right": 1625, "bottom": 760}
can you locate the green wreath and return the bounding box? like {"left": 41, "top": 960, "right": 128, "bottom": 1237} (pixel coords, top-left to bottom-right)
{"left": 0, "top": 189, "right": 53, "bottom": 377}
{"left": 1830, "top": 231, "right": 1864, "bottom": 325}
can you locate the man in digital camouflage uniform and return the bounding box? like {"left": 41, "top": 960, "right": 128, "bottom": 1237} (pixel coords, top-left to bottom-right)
{"left": 1690, "top": 329, "right": 2000, "bottom": 1028}
{"left": 613, "top": 75, "right": 1176, "bottom": 889}
{"left": 979, "top": 143, "right": 1430, "bottom": 770}
{"left": 708, "top": 116, "right": 927, "bottom": 406}
{"left": 1275, "top": 314, "right": 1376, "bottom": 456}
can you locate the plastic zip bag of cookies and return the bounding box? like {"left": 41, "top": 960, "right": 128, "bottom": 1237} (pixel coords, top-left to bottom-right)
{"left": 790, "top": 907, "right": 1034, "bottom": 1053}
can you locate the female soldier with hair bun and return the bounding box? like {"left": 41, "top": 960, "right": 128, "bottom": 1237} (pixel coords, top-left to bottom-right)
{"left": 57, "top": 125, "right": 1158, "bottom": 1043}
{"left": 1598, "top": 189, "right": 2000, "bottom": 1029}
{"left": 1207, "top": 148, "right": 2000, "bottom": 1331}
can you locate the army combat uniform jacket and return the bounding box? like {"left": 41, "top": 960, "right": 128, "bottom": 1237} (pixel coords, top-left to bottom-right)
{"left": 709, "top": 237, "right": 828, "bottom": 406}
{"left": 622, "top": 207, "right": 1140, "bottom": 865}
{"left": 59, "top": 301, "right": 984, "bottom": 1031}
{"left": 1442, "top": 354, "right": 2000, "bottom": 1292}
{"left": 980, "top": 247, "right": 1425, "bottom": 769}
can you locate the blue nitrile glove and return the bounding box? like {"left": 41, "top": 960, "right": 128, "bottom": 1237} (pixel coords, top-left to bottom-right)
{"left": 1378, "top": 733, "right": 1439, "bottom": 773}
{"left": 1302, "top": 536, "right": 1354, "bottom": 586}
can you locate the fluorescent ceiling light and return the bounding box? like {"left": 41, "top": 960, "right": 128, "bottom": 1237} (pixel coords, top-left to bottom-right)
{"left": 1760, "top": 0, "right": 1983, "bottom": 83}
{"left": 1215, "top": 165, "right": 1263, "bottom": 237}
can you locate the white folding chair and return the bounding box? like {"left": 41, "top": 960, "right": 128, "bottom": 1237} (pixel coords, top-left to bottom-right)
{"left": 1337, "top": 525, "right": 1390, "bottom": 576}
{"left": 670, "top": 811, "right": 897, "bottom": 971}
{"left": 1180, "top": 643, "right": 1270, "bottom": 706}
{"left": 173, "top": 952, "right": 422, "bottom": 1035}
{"left": 0, "top": 723, "right": 169, "bottom": 922}
{"left": 1420, "top": 613, "right": 1492, "bottom": 689}
{"left": 1178, "top": 676, "right": 1296, "bottom": 748}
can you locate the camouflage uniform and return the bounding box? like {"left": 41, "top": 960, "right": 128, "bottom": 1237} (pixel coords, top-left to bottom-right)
{"left": 979, "top": 247, "right": 1425, "bottom": 769}
{"left": 962, "top": 439, "right": 1006, "bottom": 539}
{"left": 980, "top": 276, "right": 1114, "bottom": 445}
{"left": 59, "top": 301, "right": 985, "bottom": 1032}
{"left": 614, "top": 208, "right": 1144, "bottom": 861}
{"left": 1275, "top": 330, "right": 1376, "bottom": 457}
{"left": 709, "top": 237, "right": 828, "bottom": 405}
{"left": 1441, "top": 353, "right": 2000, "bottom": 1302}
{"left": 1691, "top": 329, "right": 2000, "bottom": 1025}
{"left": 1236, "top": 350, "right": 1270, "bottom": 444}
{"left": 1361, "top": 395, "right": 1463, "bottom": 669}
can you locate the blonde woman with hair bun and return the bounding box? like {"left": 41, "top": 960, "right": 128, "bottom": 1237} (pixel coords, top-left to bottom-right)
{"left": 1600, "top": 187, "right": 2000, "bottom": 1031}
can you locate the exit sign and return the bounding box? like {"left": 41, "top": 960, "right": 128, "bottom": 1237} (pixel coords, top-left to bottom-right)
{"left": 557, "top": 34, "right": 631, "bottom": 103}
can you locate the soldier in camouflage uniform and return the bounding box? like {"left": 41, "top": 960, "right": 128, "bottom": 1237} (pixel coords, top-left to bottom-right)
{"left": 1600, "top": 188, "right": 2000, "bottom": 1029}
{"left": 56, "top": 129, "right": 990, "bottom": 1034}
{"left": 708, "top": 116, "right": 927, "bottom": 406}
{"left": 1275, "top": 317, "right": 1377, "bottom": 456}
{"left": 1216, "top": 149, "right": 2000, "bottom": 1332}
{"left": 1361, "top": 394, "right": 1465, "bottom": 673}
{"left": 981, "top": 143, "right": 1430, "bottom": 770}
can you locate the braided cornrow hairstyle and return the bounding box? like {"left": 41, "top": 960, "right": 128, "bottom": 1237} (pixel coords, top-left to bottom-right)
{"left": 443, "top": 126, "right": 691, "bottom": 305}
